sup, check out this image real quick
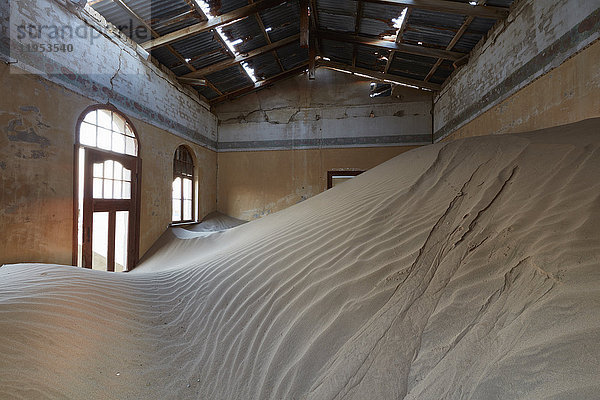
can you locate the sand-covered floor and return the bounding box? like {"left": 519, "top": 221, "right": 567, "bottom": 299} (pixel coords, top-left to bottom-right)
{"left": 1, "top": 119, "right": 599, "bottom": 399}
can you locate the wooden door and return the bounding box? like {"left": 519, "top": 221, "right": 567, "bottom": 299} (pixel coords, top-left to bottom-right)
{"left": 82, "top": 148, "right": 138, "bottom": 271}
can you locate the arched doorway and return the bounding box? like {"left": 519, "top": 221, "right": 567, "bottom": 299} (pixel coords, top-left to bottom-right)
{"left": 73, "top": 105, "right": 141, "bottom": 272}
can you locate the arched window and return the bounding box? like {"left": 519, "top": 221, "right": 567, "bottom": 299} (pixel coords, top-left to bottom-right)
{"left": 79, "top": 108, "right": 138, "bottom": 156}
{"left": 172, "top": 146, "right": 195, "bottom": 223}
{"left": 74, "top": 106, "right": 141, "bottom": 272}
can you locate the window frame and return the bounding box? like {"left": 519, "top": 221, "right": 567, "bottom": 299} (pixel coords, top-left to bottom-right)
{"left": 327, "top": 170, "right": 364, "bottom": 189}
{"left": 172, "top": 145, "right": 196, "bottom": 224}
{"left": 72, "top": 104, "right": 142, "bottom": 270}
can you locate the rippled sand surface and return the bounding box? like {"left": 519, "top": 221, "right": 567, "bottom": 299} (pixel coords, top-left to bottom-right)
{"left": 1, "top": 119, "right": 599, "bottom": 399}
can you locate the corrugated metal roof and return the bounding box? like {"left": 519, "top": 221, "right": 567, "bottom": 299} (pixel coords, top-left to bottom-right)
{"left": 259, "top": 1, "right": 300, "bottom": 42}
{"left": 246, "top": 52, "right": 283, "bottom": 80}
{"left": 90, "top": 0, "right": 514, "bottom": 100}
{"left": 221, "top": 16, "right": 268, "bottom": 54}
{"left": 206, "top": 64, "right": 253, "bottom": 93}
{"left": 276, "top": 41, "right": 308, "bottom": 70}
{"left": 359, "top": 2, "right": 404, "bottom": 37}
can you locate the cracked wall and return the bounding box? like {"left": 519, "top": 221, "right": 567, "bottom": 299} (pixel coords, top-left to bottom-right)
{"left": 0, "top": 61, "right": 217, "bottom": 266}
{"left": 434, "top": 0, "right": 600, "bottom": 141}
{"left": 213, "top": 68, "right": 433, "bottom": 220}
{"left": 3, "top": 0, "right": 218, "bottom": 148}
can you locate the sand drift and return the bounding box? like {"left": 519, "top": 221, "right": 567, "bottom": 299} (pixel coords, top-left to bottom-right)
{"left": 1, "top": 119, "right": 600, "bottom": 399}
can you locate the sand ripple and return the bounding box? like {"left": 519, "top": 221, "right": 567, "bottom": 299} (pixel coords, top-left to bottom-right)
{"left": 1, "top": 119, "right": 600, "bottom": 399}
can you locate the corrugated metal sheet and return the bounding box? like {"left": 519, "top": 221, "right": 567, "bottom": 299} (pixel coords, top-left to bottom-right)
{"left": 169, "top": 30, "right": 221, "bottom": 59}
{"left": 453, "top": 31, "right": 486, "bottom": 53}
{"left": 89, "top": 0, "right": 514, "bottom": 98}
{"left": 403, "top": 25, "right": 455, "bottom": 48}
{"left": 320, "top": 38, "right": 353, "bottom": 65}
{"left": 355, "top": 44, "right": 386, "bottom": 72}
{"left": 209, "top": 0, "right": 249, "bottom": 15}
{"left": 389, "top": 52, "right": 438, "bottom": 80}
{"left": 206, "top": 64, "right": 253, "bottom": 92}
{"left": 469, "top": 16, "right": 497, "bottom": 33}
{"left": 429, "top": 59, "right": 454, "bottom": 84}
{"left": 190, "top": 49, "right": 230, "bottom": 70}
{"left": 276, "top": 41, "right": 308, "bottom": 70}
{"left": 197, "top": 85, "right": 220, "bottom": 100}
{"left": 359, "top": 2, "right": 404, "bottom": 37}
{"left": 259, "top": 1, "right": 300, "bottom": 42}
{"left": 246, "top": 52, "right": 282, "bottom": 80}
{"left": 150, "top": 46, "right": 182, "bottom": 69}
{"left": 221, "top": 16, "right": 268, "bottom": 54}
{"left": 317, "top": 0, "right": 357, "bottom": 33}
{"left": 408, "top": 9, "right": 466, "bottom": 31}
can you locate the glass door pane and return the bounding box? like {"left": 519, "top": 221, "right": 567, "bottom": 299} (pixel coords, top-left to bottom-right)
{"left": 92, "top": 212, "right": 109, "bottom": 271}
{"left": 115, "top": 211, "right": 129, "bottom": 272}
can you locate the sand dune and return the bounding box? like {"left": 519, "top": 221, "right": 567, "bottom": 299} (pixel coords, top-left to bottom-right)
{"left": 1, "top": 118, "right": 600, "bottom": 399}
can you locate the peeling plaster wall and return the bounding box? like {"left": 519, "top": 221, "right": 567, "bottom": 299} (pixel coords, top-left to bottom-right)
{"left": 434, "top": 1, "right": 600, "bottom": 142}
{"left": 0, "top": 62, "right": 217, "bottom": 266}
{"left": 215, "top": 68, "right": 433, "bottom": 150}
{"left": 1, "top": 0, "right": 218, "bottom": 148}
{"left": 214, "top": 68, "right": 432, "bottom": 220}
{"left": 217, "top": 146, "right": 419, "bottom": 221}
{"left": 443, "top": 39, "right": 600, "bottom": 141}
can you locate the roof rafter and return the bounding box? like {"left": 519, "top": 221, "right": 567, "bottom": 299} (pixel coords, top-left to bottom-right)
{"left": 248, "top": 0, "right": 286, "bottom": 72}
{"left": 182, "top": 34, "right": 299, "bottom": 79}
{"left": 352, "top": 1, "right": 364, "bottom": 67}
{"left": 141, "top": 0, "right": 287, "bottom": 50}
{"left": 319, "top": 60, "right": 440, "bottom": 91}
{"left": 385, "top": 7, "right": 411, "bottom": 74}
{"left": 211, "top": 63, "right": 309, "bottom": 104}
{"left": 424, "top": 0, "right": 486, "bottom": 82}
{"left": 360, "top": 0, "right": 509, "bottom": 19}
{"left": 318, "top": 29, "right": 466, "bottom": 61}
{"left": 109, "top": 0, "right": 197, "bottom": 73}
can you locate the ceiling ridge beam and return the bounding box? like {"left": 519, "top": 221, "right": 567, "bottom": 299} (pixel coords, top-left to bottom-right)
{"left": 182, "top": 34, "right": 299, "bottom": 79}
{"left": 360, "top": 0, "right": 509, "bottom": 19}
{"left": 318, "top": 29, "right": 466, "bottom": 61}
{"left": 319, "top": 60, "right": 441, "bottom": 91}
{"left": 142, "top": 0, "right": 287, "bottom": 50}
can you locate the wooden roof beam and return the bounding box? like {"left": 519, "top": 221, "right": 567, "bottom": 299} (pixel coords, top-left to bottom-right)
{"left": 353, "top": 1, "right": 364, "bottom": 67}
{"left": 142, "top": 0, "right": 287, "bottom": 50}
{"left": 385, "top": 7, "right": 411, "bottom": 74}
{"left": 182, "top": 34, "right": 299, "bottom": 79}
{"left": 318, "top": 29, "right": 466, "bottom": 61}
{"left": 211, "top": 63, "right": 309, "bottom": 104}
{"left": 319, "top": 60, "right": 441, "bottom": 91}
{"left": 424, "top": 0, "right": 485, "bottom": 82}
{"left": 248, "top": 0, "right": 286, "bottom": 72}
{"left": 360, "top": 0, "right": 509, "bottom": 19}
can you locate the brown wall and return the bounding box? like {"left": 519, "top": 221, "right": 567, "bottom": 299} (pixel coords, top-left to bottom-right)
{"left": 0, "top": 63, "right": 217, "bottom": 266}
{"left": 442, "top": 39, "right": 600, "bottom": 142}
{"left": 217, "top": 146, "right": 418, "bottom": 220}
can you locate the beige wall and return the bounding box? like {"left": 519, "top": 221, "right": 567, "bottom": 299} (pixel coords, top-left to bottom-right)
{"left": 0, "top": 63, "right": 217, "bottom": 266}
{"left": 442, "top": 39, "right": 600, "bottom": 142}
{"left": 217, "top": 146, "right": 418, "bottom": 220}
